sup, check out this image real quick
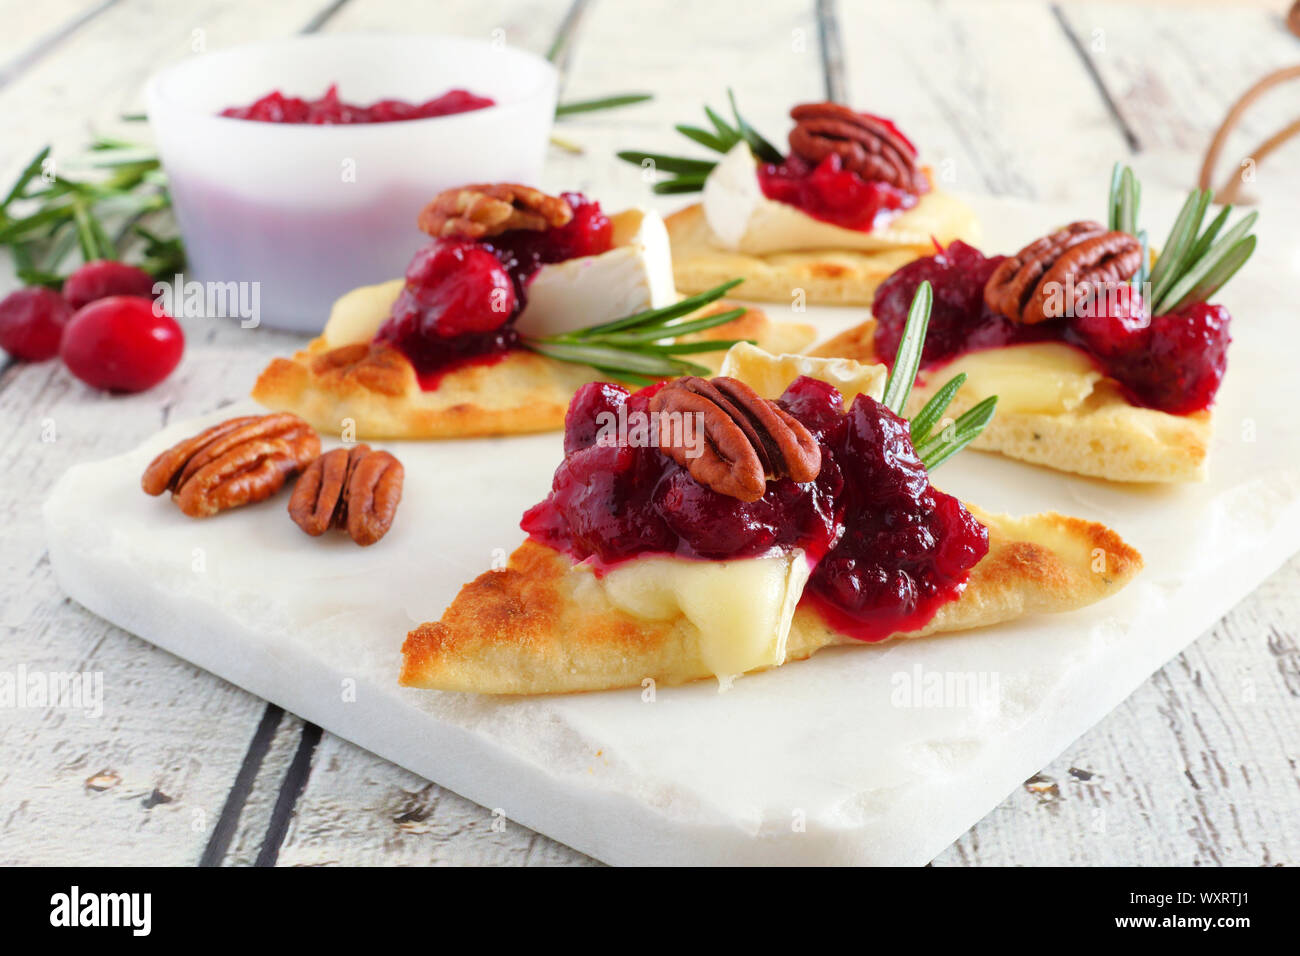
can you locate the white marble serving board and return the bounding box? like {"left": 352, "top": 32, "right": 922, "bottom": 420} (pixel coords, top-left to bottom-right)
{"left": 43, "top": 195, "right": 1300, "bottom": 865}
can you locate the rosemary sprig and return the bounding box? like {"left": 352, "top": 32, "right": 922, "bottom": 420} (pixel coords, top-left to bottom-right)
{"left": 616, "top": 89, "right": 781, "bottom": 193}
{"left": 523, "top": 279, "right": 752, "bottom": 383}
{"left": 555, "top": 93, "right": 652, "bottom": 117}
{"left": 879, "top": 282, "right": 998, "bottom": 471}
{"left": 0, "top": 138, "right": 180, "bottom": 286}
{"left": 1107, "top": 163, "right": 1258, "bottom": 315}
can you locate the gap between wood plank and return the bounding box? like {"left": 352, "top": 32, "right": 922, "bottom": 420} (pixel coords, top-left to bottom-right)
{"left": 1050, "top": 4, "right": 1141, "bottom": 153}
{"left": 255, "top": 721, "right": 323, "bottom": 867}
{"left": 0, "top": 0, "right": 122, "bottom": 92}
{"left": 547, "top": 0, "right": 594, "bottom": 82}
{"left": 198, "top": 703, "right": 285, "bottom": 866}
{"left": 816, "top": 0, "right": 847, "bottom": 103}
{"left": 300, "top": 0, "right": 355, "bottom": 35}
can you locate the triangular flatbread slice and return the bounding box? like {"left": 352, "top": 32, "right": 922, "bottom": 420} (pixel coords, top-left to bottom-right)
{"left": 251, "top": 289, "right": 814, "bottom": 439}
{"left": 399, "top": 509, "right": 1141, "bottom": 695}
{"left": 399, "top": 346, "right": 1142, "bottom": 696}
{"left": 813, "top": 319, "right": 1210, "bottom": 482}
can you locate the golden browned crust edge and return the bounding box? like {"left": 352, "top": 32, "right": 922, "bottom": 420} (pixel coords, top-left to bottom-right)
{"left": 399, "top": 507, "right": 1143, "bottom": 696}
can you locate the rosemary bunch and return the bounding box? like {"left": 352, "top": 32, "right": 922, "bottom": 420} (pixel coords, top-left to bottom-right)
{"left": 524, "top": 279, "right": 751, "bottom": 385}
{"left": 1108, "top": 163, "right": 1257, "bottom": 315}
{"left": 616, "top": 90, "right": 782, "bottom": 193}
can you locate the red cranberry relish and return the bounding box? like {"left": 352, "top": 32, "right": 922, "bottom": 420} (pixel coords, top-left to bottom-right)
{"left": 758, "top": 153, "right": 922, "bottom": 232}
{"left": 220, "top": 85, "right": 494, "bottom": 124}
{"left": 872, "top": 241, "right": 1231, "bottom": 415}
{"left": 521, "top": 375, "right": 989, "bottom": 642}
{"left": 375, "top": 193, "right": 613, "bottom": 389}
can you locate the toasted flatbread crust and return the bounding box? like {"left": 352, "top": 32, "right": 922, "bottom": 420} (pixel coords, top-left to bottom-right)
{"left": 666, "top": 190, "right": 979, "bottom": 306}
{"left": 251, "top": 305, "right": 815, "bottom": 440}
{"left": 812, "top": 320, "right": 1211, "bottom": 482}
{"left": 399, "top": 507, "right": 1142, "bottom": 695}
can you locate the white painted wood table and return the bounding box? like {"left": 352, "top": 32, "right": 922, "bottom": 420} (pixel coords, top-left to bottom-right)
{"left": 2, "top": 0, "right": 1298, "bottom": 866}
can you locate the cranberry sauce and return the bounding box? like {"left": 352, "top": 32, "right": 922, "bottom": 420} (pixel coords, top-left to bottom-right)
{"left": 871, "top": 241, "right": 1231, "bottom": 415}
{"left": 375, "top": 193, "right": 613, "bottom": 388}
{"left": 220, "top": 85, "right": 494, "bottom": 124}
{"left": 521, "top": 375, "right": 988, "bottom": 641}
{"left": 758, "top": 153, "right": 921, "bottom": 231}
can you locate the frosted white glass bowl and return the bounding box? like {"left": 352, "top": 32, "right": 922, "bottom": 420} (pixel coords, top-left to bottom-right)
{"left": 146, "top": 35, "right": 557, "bottom": 332}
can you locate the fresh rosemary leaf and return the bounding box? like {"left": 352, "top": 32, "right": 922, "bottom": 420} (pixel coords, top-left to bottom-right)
{"left": 1164, "top": 235, "right": 1255, "bottom": 314}
{"left": 613, "top": 151, "right": 716, "bottom": 175}
{"left": 881, "top": 281, "right": 932, "bottom": 415}
{"left": 637, "top": 337, "right": 752, "bottom": 355}
{"left": 1155, "top": 211, "right": 1257, "bottom": 314}
{"left": 527, "top": 340, "right": 708, "bottom": 378}
{"left": 1134, "top": 229, "right": 1149, "bottom": 289}
{"left": 584, "top": 307, "right": 747, "bottom": 344}
{"left": 1148, "top": 188, "right": 1209, "bottom": 305}
{"left": 554, "top": 93, "right": 652, "bottom": 116}
{"left": 1118, "top": 166, "right": 1139, "bottom": 235}
{"left": 580, "top": 279, "right": 743, "bottom": 335}
{"left": 704, "top": 105, "right": 741, "bottom": 143}
{"left": 916, "top": 395, "right": 998, "bottom": 470}
{"left": 1108, "top": 163, "right": 1124, "bottom": 232}
{"left": 2, "top": 146, "right": 50, "bottom": 211}
{"left": 674, "top": 124, "right": 731, "bottom": 153}
{"left": 909, "top": 372, "right": 967, "bottom": 446}
{"left": 652, "top": 176, "right": 710, "bottom": 194}
{"left": 1184, "top": 204, "right": 1231, "bottom": 266}
{"left": 727, "top": 88, "right": 783, "bottom": 163}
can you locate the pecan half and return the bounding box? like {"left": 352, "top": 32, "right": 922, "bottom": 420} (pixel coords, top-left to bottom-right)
{"left": 417, "top": 183, "right": 572, "bottom": 240}
{"left": 984, "top": 220, "right": 1142, "bottom": 325}
{"left": 650, "top": 376, "right": 821, "bottom": 502}
{"left": 788, "top": 102, "right": 928, "bottom": 194}
{"left": 142, "top": 413, "right": 320, "bottom": 517}
{"left": 288, "top": 444, "right": 404, "bottom": 546}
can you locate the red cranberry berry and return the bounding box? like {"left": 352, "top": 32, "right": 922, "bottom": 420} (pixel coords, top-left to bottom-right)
{"left": 60, "top": 295, "right": 184, "bottom": 392}
{"left": 1066, "top": 283, "right": 1149, "bottom": 359}
{"left": 1108, "top": 302, "right": 1231, "bottom": 414}
{"left": 564, "top": 381, "right": 632, "bottom": 456}
{"left": 63, "top": 260, "right": 157, "bottom": 310}
{"left": 0, "top": 287, "right": 73, "bottom": 361}
{"left": 390, "top": 239, "right": 517, "bottom": 338}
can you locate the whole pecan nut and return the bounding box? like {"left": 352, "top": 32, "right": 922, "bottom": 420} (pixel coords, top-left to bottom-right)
{"left": 288, "top": 444, "right": 404, "bottom": 546}
{"left": 416, "top": 183, "right": 572, "bottom": 240}
{"left": 984, "top": 220, "right": 1142, "bottom": 324}
{"left": 788, "top": 102, "right": 928, "bottom": 194}
{"left": 142, "top": 413, "right": 320, "bottom": 517}
{"left": 650, "top": 376, "right": 821, "bottom": 502}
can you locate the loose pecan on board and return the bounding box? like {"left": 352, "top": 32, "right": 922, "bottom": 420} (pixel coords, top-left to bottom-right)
{"left": 650, "top": 376, "right": 821, "bottom": 502}
{"left": 983, "top": 220, "right": 1143, "bottom": 325}
{"left": 787, "top": 102, "right": 928, "bottom": 194}
{"left": 288, "top": 444, "right": 404, "bottom": 546}
{"left": 141, "top": 413, "right": 320, "bottom": 517}
{"left": 417, "top": 183, "right": 572, "bottom": 240}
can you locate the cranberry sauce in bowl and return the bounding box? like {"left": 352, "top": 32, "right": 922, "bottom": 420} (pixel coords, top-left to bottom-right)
{"left": 521, "top": 375, "right": 988, "bottom": 641}
{"left": 145, "top": 35, "right": 557, "bottom": 331}
{"left": 871, "top": 240, "right": 1231, "bottom": 415}
{"left": 220, "top": 84, "right": 494, "bottom": 124}
{"left": 375, "top": 193, "right": 612, "bottom": 388}
{"left": 757, "top": 103, "right": 930, "bottom": 232}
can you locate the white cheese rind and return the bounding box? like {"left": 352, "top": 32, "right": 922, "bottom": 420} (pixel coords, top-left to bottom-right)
{"left": 594, "top": 550, "right": 811, "bottom": 690}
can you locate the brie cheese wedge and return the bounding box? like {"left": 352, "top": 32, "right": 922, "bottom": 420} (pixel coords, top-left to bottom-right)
{"left": 915, "top": 343, "right": 1104, "bottom": 416}
{"left": 319, "top": 207, "right": 677, "bottom": 348}
{"left": 588, "top": 549, "right": 811, "bottom": 689}
{"left": 702, "top": 142, "right": 977, "bottom": 256}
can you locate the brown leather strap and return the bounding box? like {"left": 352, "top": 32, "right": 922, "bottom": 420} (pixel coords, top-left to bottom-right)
{"left": 1198, "top": 64, "right": 1300, "bottom": 204}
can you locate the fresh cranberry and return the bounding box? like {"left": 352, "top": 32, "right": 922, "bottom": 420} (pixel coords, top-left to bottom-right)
{"left": 386, "top": 239, "right": 516, "bottom": 339}
{"left": 564, "top": 381, "right": 632, "bottom": 456}
{"left": 776, "top": 375, "right": 847, "bottom": 443}
{"left": 1065, "top": 283, "right": 1149, "bottom": 359}
{"left": 63, "top": 260, "right": 156, "bottom": 310}
{"left": 221, "top": 84, "right": 494, "bottom": 124}
{"left": 1106, "top": 302, "right": 1231, "bottom": 415}
{"left": 0, "top": 287, "right": 73, "bottom": 361}
{"left": 758, "top": 153, "right": 920, "bottom": 231}
{"left": 60, "top": 295, "right": 183, "bottom": 392}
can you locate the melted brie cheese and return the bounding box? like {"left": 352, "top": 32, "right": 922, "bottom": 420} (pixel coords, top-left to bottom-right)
{"left": 916, "top": 343, "right": 1103, "bottom": 415}
{"left": 592, "top": 550, "right": 810, "bottom": 689}
{"left": 319, "top": 207, "right": 676, "bottom": 348}
{"left": 702, "top": 142, "right": 978, "bottom": 255}
{"left": 721, "top": 342, "right": 886, "bottom": 406}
